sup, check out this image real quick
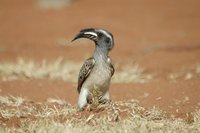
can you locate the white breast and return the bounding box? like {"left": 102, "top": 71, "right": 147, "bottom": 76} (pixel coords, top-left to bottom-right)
{"left": 82, "top": 59, "right": 112, "bottom": 93}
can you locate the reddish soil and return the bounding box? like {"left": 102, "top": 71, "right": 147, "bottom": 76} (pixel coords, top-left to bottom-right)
{"left": 0, "top": 0, "right": 200, "bottom": 118}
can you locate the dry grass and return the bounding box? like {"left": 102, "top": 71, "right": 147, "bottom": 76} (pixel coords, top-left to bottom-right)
{"left": 168, "top": 64, "right": 200, "bottom": 81}
{"left": 36, "top": 0, "right": 72, "bottom": 9}
{"left": 0, "top": 96, "right": 200, "bottom": 133}
{"left": 0, "top": 58, "right": 80, "bottom": 82}
{"left": 0, "top": 58, "right": 152, "bottom": 83}
{"left": 196, "top": 64, "right": 200, "bottom": 76}
{"left": 113, "top": 65, "right": 153, "bottom": 83}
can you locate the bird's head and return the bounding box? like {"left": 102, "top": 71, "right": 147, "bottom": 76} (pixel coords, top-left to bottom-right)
{"left": 72, "top": 28, "right": 114, "bottom": 51}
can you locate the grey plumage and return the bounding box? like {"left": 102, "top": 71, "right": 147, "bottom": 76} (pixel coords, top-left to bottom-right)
{"left": 72, "top": 28, "right": 115, "bottom": 111}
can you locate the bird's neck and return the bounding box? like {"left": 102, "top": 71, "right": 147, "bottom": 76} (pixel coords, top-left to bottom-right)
{"left": 93, "top": 46, "right": 109, "bottom": 62}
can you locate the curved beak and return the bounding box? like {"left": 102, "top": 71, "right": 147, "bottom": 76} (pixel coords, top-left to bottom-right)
{"left": 71, "top": 28, "right": 97, "bottom": 42}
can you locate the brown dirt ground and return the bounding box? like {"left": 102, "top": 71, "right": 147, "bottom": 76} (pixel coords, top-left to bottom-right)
{"left": 0, "top": 0, "right": 200, "bottom": 120}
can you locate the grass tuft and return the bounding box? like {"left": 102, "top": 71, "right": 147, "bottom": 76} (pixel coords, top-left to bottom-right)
{"left": 0, "top": 95, "right": 24, "bottom": 107}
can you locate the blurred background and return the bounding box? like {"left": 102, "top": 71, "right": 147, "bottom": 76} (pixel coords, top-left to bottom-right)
{"left": 0, "top": 0, "right": 199, "bottom": 66}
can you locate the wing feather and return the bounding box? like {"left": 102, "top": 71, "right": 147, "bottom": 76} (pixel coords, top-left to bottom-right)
{"left": 107, "top": 57, "right": 115, "bottom": 77}
{"left": 77, "top": 57, "right": 95, "bottom": 93}
{"left": 110, "top": 63, "right": 115, "bottom": 77}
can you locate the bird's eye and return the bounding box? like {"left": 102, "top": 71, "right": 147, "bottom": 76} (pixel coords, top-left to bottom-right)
{"left": 105, "top": 38, "right": 110, "bottom": 43}
{"left": 98, "top": 33, "right": 103, "bottom": 38}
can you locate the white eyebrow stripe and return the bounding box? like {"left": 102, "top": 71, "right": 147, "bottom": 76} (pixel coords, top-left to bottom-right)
{"left": 98, "top": 29, "right": 112, "bottom": 41}
{"left": 84, "top": 32, "right": 97, "bottom": 37}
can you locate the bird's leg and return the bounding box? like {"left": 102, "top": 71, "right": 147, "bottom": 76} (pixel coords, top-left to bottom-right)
{"left": 100, "top": 91, "right": 110, "bottom": 104}
{"left": 78, "top": 88, "right": 89, "bottom": 111}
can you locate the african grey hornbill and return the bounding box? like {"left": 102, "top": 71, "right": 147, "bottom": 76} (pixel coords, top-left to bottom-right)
{"left": 72, "top": 28, "right": 115, "bottom": 111}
